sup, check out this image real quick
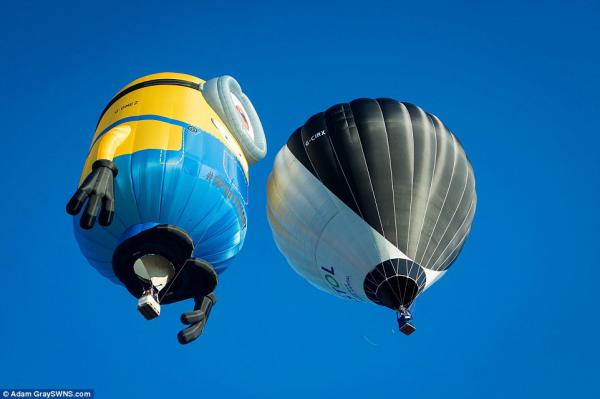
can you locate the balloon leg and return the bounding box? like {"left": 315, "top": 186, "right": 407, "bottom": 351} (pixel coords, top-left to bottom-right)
{"left": 177, "top": 293, "right": 217, "bottom": 344}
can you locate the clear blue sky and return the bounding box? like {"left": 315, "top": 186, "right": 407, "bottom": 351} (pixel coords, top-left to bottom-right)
{"left": 1, "top": 1, "right": 598, "bottom": 398}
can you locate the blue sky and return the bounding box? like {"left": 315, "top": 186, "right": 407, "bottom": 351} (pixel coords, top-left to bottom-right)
{"left": 1, "top": 0, "right": 599, "bottom": 397}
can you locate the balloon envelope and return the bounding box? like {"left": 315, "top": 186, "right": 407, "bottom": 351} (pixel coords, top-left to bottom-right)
{"left": 267, "top": 98, "right": 476, "bottom": 310}
{"left": 73, "top": 73, "right": 264, "bottom": 282}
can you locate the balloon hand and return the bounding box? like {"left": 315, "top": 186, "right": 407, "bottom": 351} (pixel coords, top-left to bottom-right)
{"left": 66, "top": 160, "right": 118, "bottom": 229}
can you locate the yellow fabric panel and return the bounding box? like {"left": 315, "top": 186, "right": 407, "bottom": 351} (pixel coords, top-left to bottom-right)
{"left": 95, "top": 85, "right": 209, "bottom": 140}
{"left": 80, "top": 72, "right": 249, "bottom": 183}
{"left": 94, "top": 83, "right": 247, "bottom": 169}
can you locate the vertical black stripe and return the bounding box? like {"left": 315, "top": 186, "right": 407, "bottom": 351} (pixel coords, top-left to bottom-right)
{"left": 324, "top": 102, "right": 380, "bottom": 230}
{"left": 286, "top": 127, "right": 315, "bottom": 176}
{"left": 298, "top": 113, "right": 360, "bottom": 215}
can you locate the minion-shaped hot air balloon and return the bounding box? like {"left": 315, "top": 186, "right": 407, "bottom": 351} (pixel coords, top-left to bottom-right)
{"left": 67, "top": 72, "right": 266, "bottom": 344}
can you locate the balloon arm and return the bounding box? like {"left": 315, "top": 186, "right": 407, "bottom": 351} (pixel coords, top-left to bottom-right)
{"left": 66, "top": 125, "right": 129, "bottom": 228}
{"left": 66, "top": 160, "right": 117, "bottom": 229}
{"left": 178, "top": 293, "right": 217, "bottom": 345}
{"left": 96, "top": 125, "right": 131, "bottom": 161}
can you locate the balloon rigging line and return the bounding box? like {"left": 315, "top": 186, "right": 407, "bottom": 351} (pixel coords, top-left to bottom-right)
{"left": 413, "top": 111, "right": 439, "bottom": 274}
{"left": 325, "top": 116, "right": 405, "bottom": 308}
{"left": 402, "top": 106, "right": 417, "bottom": 306}
{"left": 429, "top": 186, "right": 475, "bottom": 271}
{"left": 380, "top": 103, "right": 402, "bottom": 306}
{"left": 430, "top": 196, "right": 475, "bottom": 271}
{"left": 418, "top": 135, "right": 458, "bottom": 269}
{"left": 423, "top": 166, "right": 470, "bottom": 270}
{"left": 349, "top": 108, "right": 405, "bottom": 307}
{"left": 302, "top": 115, "right": 402, "bottom": 306}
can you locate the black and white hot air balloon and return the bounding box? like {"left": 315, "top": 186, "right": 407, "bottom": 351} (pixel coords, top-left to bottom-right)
{"left": 266, "top": 98, "right": 476, "bottom": 334}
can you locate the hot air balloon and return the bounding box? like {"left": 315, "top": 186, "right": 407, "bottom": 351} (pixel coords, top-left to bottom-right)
{"left": 267, "top": 98, "right": 475, "bottom": 334}
{"left": 66, "top": 72, "right": 266, "bottom": 344}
